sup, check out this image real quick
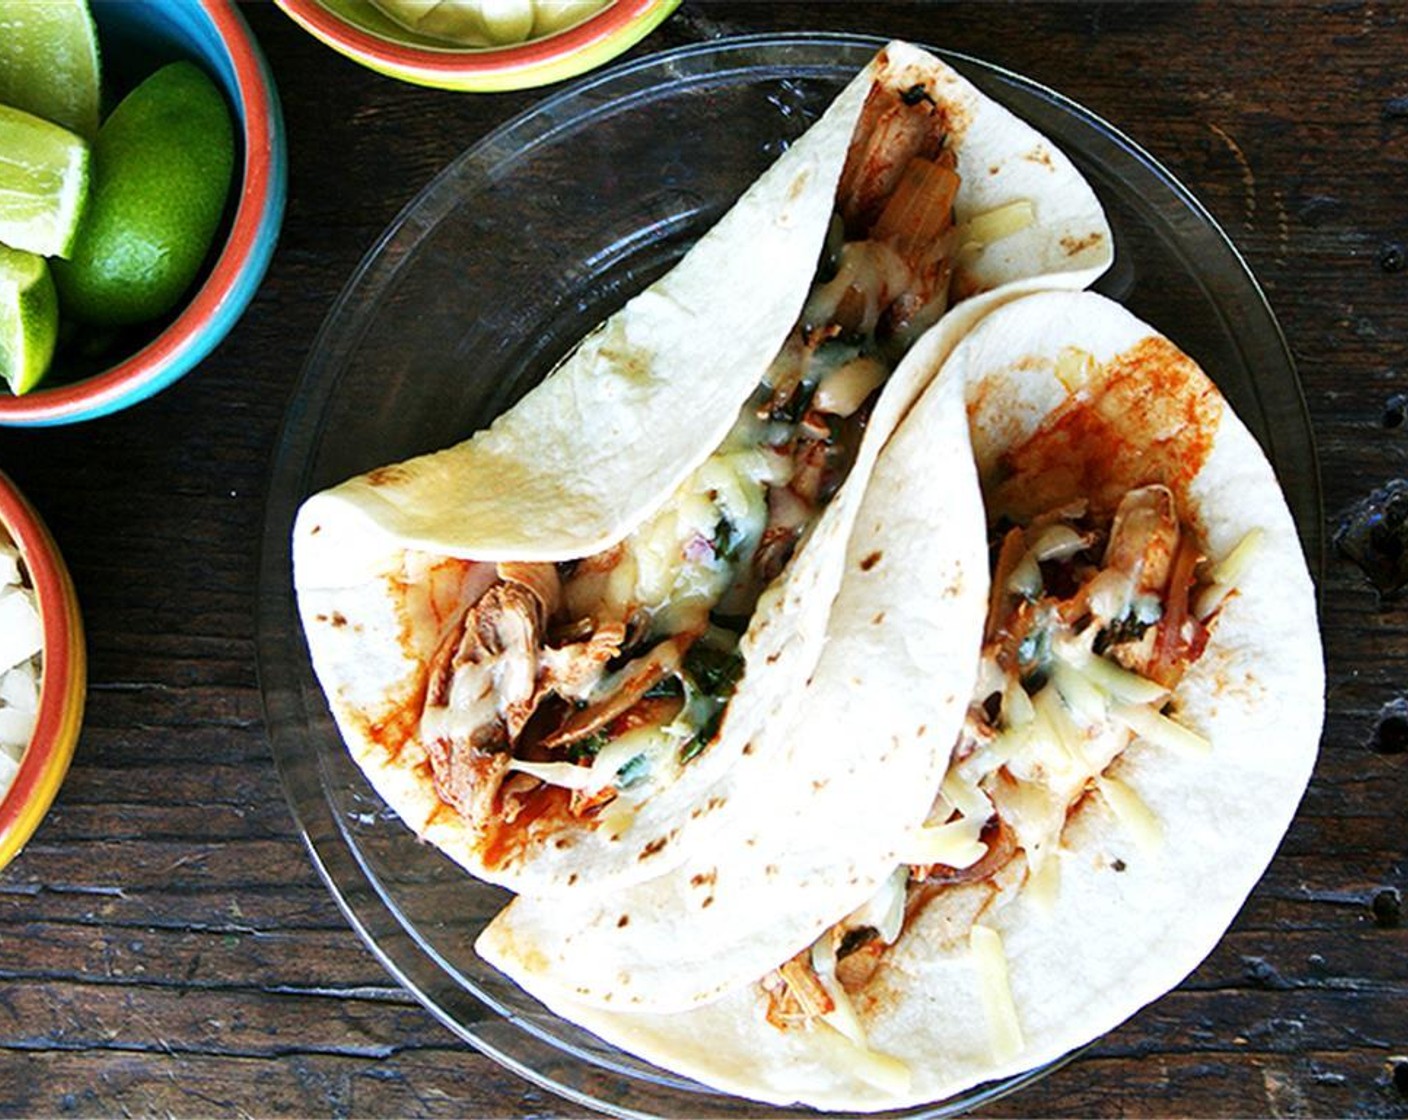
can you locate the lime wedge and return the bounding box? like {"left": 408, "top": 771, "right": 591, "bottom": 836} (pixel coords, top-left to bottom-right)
{"left": 0, "top": 0, "right": 102, "bottom": 140}
{"left": 0, "top": 104, "right": 90, "bottom": 258}
{"left": 0, "top": 244, "right": 59, "bottom": 395}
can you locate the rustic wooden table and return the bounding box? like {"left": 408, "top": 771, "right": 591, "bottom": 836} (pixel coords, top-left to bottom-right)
{"left": 0, "top": 2, "right": 1403, "bottom": 1116}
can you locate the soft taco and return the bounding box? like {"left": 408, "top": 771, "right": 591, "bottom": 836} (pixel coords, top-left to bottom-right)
{"left": 493, "top": 291, "right": 1323, "bottom": 1110}
{"left": 292, "top": 41, "right": 1111, "bottom": 897}
{"left": 477, "top": 361, "right": 989, "bottom": 1014}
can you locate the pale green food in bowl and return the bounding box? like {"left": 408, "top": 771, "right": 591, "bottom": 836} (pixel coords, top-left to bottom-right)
{"left": 323, "top": 0, "right": 607, "bottom": 49}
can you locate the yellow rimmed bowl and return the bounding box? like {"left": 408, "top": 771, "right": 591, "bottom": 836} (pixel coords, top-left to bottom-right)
{"left": 274, "top": 0, "right": 678, "bottom": 92}
{"left": 0, "top": 472, "right": 85, "bottom": 872}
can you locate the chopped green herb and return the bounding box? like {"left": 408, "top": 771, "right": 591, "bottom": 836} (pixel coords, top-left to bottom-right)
{"left": 680, "top": 706, "right": 724, "bottom": 765}
{"left": 565, "top": 730, "right": 610, "bottom": 763}
{"left": 714, "top": 514, "right": 743, "bottom": 562}
{"left": 684, "top": 643, "right": 745, "bottom": 698}
{"left": 643, "top": 675, "right": 685, "bottom": 700}
{"left": 615, "top": 753, "right": 649, "bottom": 788}
{"left": 1093, "top": 613, "right": 1154, "bottom": 656}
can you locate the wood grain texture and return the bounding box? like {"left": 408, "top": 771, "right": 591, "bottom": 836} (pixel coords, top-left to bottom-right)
{"left": 0, "top": 1, "right": 1402, "bottom": 1117}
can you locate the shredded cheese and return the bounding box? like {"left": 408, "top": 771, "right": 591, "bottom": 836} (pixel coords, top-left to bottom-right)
{"left": 1097, "top": 775, "right": 1163, "bottom": 853}
{"left": 904, "top": 818, "right": 987, "bottom": 869}
{"left": 961, "top": 199, "right": 1036, "bottom": 248}
{"left": 969, "top": 925, "right": 1024, "bottom": 1064}
{"left": 1111, "top": 702, "right": 1211, "bottom": 756}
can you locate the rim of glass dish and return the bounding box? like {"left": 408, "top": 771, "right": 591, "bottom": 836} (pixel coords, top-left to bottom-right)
{"left": 260, "top": 31, "right": 1322, "bottom": 1120}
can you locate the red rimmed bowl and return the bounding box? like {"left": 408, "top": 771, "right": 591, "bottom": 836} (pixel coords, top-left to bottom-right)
{"left": 274, "top": 0, "right": 678, "bottom": 91}
{"left": 0, "top": 0, "right": 287, "bottom": 428}
{"left": 0, "top": 472, "right": 84, "bottom": 872}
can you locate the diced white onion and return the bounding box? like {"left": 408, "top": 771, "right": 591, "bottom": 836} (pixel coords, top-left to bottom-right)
{"left": 0, "top": 706, "right": 36, "bottom": 753}
{"left": 1006, "top": 550, "right": 1041, "bottom": 599}
{"left": 0, "top": 588, "right": 42, "bottom": 674}
{"left": 1030, "top": 523, "right": 1090, "bottom": 563}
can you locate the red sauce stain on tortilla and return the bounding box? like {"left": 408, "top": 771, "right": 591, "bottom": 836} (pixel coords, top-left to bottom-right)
{"left": 480, "top": 784, "right": 576, "bottom": 871}
{"left": 989, "top": 336, "right": 1223, "bottom": 524}
{"left": 362, "top": 678, "right": 427, "bottom": 764}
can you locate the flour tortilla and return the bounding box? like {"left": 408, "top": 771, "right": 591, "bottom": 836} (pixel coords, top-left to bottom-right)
{"left": 292, "top": 43, "right": 1112, "bottom": 898}
{"left": 517, "top": 292, "right": 1323, "bottom": 1111}
{"left": 477, "top": 354, "right": 988, "bottom": 1014}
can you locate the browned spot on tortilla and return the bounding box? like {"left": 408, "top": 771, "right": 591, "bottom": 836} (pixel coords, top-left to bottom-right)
{"left": 690, "top": 869, "right": 717, "bottom": 889}
{"left": 872, "top": 611, "right": 886, "bottom": 625}
{"left": 554, "top": 836, "right": 572, "bottom": 850}
{"left": 367, "top": 463, "right": 411, "bottom": 487}
{"left": 329, "top": 611, "right": 348, "bottom": 628}
{"left": 1061, "top": 231, "right": 1105, "bottom": 257}
{"left": 990, "top": 335, "right": 1223, "bottom": 524}
{"left": 811, "top": 779, "right": 827, "bottom": 792}
{"left": 310, "top": 524, "right": 321, "bottom": 535}
{"left": 742, "top": 741, "right": 755, "bottom": 756}
{"left": 1025, "top": 144, "right": 1055, "bottom": 169}
{"left": 917, "top": 724, "right": 928, "bottom": 737}
{"left": 639, "top": 836, "right": 669, "bottom": 860}
{"left": 766, "top": 651, "right": 781, "bottom": 665}
{"left": 707, "top": 796, "right": 726, "bottom": 812}
{"left": 765, "top": 864, "right": 779, "bottom": 877}
{"left": 701, "top": 895, "right": 715, "bottom": 909}
{"left": 617, "top": 914, "right": 630, "bottom": 928}
{"left": 988, "top": 164, "right": 1000, "bottom": 176}
{"left": 568, "top": 872, "right": 579, "bottom": 885}
{"left": 861, "top": 551, "right": 883, "bottom": 571}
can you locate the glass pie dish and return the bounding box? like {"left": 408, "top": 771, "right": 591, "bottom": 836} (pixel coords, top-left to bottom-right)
{"left": 257, "top": 33, "right": 1321, "bottom": 1118}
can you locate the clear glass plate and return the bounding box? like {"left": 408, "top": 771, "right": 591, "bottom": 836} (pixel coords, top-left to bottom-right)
{"left": 257, "top": 33, "right": 1322, "bottom": 1119}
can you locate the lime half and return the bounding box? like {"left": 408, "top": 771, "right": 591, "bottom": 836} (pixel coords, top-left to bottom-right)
{"left": 0, "top": 105, "right": 90, "bottom": 259}
{"left": 0, "top": 0, "right": 102, "bottom": 140}
{"left": 0, "top": 244, "right": 59, "bottom": 395}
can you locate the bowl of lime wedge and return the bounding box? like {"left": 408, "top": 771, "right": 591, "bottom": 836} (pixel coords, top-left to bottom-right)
{"left": 0, "top": 0, "right": 286, "bottom": 426}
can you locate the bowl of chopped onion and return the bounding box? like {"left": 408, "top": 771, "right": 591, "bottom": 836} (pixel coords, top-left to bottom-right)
{"left": 0, "top": 472, "right": 84, "bottom": 872}
{"left": 274, "top": 0, "right": 677, "bottom": 91}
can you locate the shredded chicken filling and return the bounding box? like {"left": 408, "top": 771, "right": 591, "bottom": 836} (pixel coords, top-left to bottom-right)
{"left": 765, "top": 484, "right": 1248, "bottom": 1037}
{"left": 419, "top": 81, "right": 963, "bottom": 853}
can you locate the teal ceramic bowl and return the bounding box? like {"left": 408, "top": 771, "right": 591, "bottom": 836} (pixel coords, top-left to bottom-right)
{"left": 0, "top": 0, "right": 287, "bottom": 427}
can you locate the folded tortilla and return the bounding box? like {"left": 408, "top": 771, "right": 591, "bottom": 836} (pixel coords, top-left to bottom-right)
{"left": 477, "top": 349, "right": 988, "bottom": 1013}
{"left": 505, "top": 291, "right": 1323, "bottom": 1111}
{"left": 293, "top": 41, "right": 1111, "bottom": 897}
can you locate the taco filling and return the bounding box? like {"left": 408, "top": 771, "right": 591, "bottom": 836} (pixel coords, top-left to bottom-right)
{"left": 759, "top": 479, "right": 1260, "bottom": 1070}
{"left": 417, "top": 82, "right": 1018, "bottom": 869}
